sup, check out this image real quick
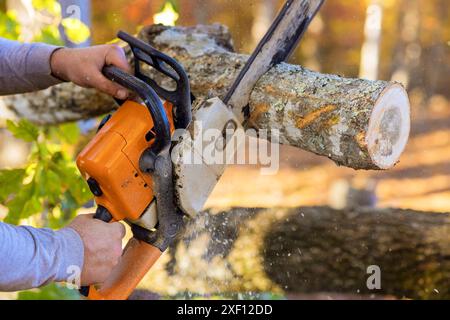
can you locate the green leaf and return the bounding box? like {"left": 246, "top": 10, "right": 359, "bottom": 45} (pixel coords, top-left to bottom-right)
{"left": 36, "top": 140, "right": 51, "bottom": 160}
{"left": 61, "top": 18, "right": 90, "bottom": 44}
{"left": 22, "top": 196, "right": 43, "bottom": 219}
{"left": 50, "top": 151, "right": 64, "bottom": 163}
{"left": 6, "top": 119, "right": 39, "bottom": 142}
{"left": 0, "top": 169, "right": 26, "bottom": 203}
{"left": 4, "top": 183, "right": 40, "bottom": 224}
{"left": 36, "top": 166, "right": 61, "bottom": 203}
{"left": 34, "top": 25, "right": 63, "bottom": 46}
{"left": 50, "top": 157, "right": 91, "bottom": 205}
{"left": 56, "top": 123, "right": 81, "bottom": 144}
{"left": 64, "top": 172, "right": 92, "bottom": 205}
{"left": 69, "top": 179, "right": 92, "bottom": 205}
{"left": 60, "top": 191, "right": 79, "bottom": 216}
{"left": 18, "top": 283, "right": 80, "bottom": 300}
{"left": 45, "top": 170, "right": 61, "bottom": 195}
{"left": 0, "top": 10, "right": 21, "bottom": 40}
{"left": 32, "top": 0, "right": 62, "bottom": 16}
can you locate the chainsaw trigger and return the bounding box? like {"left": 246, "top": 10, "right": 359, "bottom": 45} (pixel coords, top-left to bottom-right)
{"left": 97, "top": 114, "right": 112, "bottom": 132}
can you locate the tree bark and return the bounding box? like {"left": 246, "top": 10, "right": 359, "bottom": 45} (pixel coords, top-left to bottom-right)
{"left": 138, "top": 206, "right": 450, "bottom": 300}
{"left": 0, "top": 24, "right": 410, "bottom": 170}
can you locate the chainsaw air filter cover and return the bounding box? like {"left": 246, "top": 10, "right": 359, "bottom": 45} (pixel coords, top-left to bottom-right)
{"left": 76, "top": 100, "right": 174, "bottom": 222}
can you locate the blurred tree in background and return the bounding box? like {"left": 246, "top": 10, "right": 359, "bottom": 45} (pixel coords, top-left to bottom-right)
{"left": 91, "top": 0, "right": 449, "bottom": 101}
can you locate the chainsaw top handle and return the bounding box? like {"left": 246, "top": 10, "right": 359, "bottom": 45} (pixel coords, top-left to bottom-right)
{"left": 118, "top": 30, "right": 192, "bottom": 130}
{"left": 102, "top": 65, "right": 171, "bottom": 155}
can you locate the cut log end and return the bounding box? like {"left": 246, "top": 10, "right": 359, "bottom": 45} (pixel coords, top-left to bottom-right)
{"left": 366, "top": 84, "right": 410, "bottom": 169}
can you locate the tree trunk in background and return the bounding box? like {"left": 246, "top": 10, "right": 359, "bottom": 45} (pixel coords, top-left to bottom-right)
{"left": 421, "top": 0, "right": 448, "bottom": 100}
{"left": 137, "top": 206, "right": 450, "bottom": 300}
{"left": 189, "top": 0, "right": 209, "bottom": 25}
{"left": 6, "top": 0, "right": 37, "bottom": 41}
{"left": 389, "top": 0, "right": 420, "bottom": 90}
{"left": 0, "top": 24, "right": 410, "bottom": 170}
{"left": 251, "top": 0, "right": 276, "bottom": 48}
{"left": 298, "top": 11, "right": 323, "bottom": 72}
{"left": 359, "top": 1, "right": 383, "bottom": 80}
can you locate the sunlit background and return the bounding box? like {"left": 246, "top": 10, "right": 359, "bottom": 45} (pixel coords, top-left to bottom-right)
{"left": 0, "top": 0, "right": 449, "bottom": 299}
{"left": 87, "top": 0, "right": 450, "bottom": 212}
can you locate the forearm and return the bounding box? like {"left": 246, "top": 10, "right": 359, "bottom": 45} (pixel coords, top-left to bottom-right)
{"left": 0, "top": 38, "right": 63, "bottom": 95}
{"left": 0, "top": 222, "right": 84, "bottom": 291}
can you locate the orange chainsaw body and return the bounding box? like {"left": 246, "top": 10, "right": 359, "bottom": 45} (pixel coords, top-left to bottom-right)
{"left": 76, "top": 100, "right": 174, "bottom": 222}
{"left": 74, "top": 30, "right": 191, "bottom": 300}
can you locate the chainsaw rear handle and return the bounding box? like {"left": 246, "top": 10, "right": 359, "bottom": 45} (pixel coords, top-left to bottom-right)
{"left": 117, "top": 31, "right": 192, "bottom": 129}
{"left": 79, "top": 206, "right": 165, "bottom": 299}
{"left": 102, "top": 65, "right": 171, "bottom": 155}
{"left": 78, "top": 206, "right": 113, "bottom": 297}
{"left": 86, "top": 238, "right": 161, "bottom": 300}
{"left": 80, "top": 227, "right": 162, "bottom": 300}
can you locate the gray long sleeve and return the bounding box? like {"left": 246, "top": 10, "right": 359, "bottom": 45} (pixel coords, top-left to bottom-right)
{"left": 0, "top": 39, "right": 84, "bottom": 291}
{"left": 0, "top": 222, "right": 84, "bottom": 291}
{"left": 0, "top": 38, "right": 63, "bottom": 95}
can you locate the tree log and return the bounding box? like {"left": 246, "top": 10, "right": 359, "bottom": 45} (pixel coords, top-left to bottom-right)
{"left": 138, "top": 206, "right": 450, "bottom": 300}
{"left": 0, "top": 24, "right": 410, "bottom": 170}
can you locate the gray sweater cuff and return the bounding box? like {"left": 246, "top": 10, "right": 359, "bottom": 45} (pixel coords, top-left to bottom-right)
{"left": 26, "top": 43, "right": 64, "bottom": 88}
{"left": 54, "top": 227, "right": 84, "bottom": 282}
{"left": 0, "top": 38, "right": 65, "bottom": 95}
{"left": 0, "top": 222, "right": 85, "bottom": 291}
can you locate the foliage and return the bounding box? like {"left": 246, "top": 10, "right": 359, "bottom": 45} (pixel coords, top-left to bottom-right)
{"left": 61, "top": 17, "right": 91, "bottom": 44}
{"left": 0, "top": 1, "right": 94, "bottom": 225}
{"left": 32, "top": 0, "right": 62, "bottom": 16}
{"left": 32, "top": 0, "right": 90, "bottom": 44}
{"left": 153, "top": 1, "right": 179, "bottom": 26}
{"left": 18, "top": 283, "right": 81, "bottom": 300}
{"left": 1, "top": 119, "right": 92, "bottom": 228}
{"left": 0, "top": 118, "right": 91, "bottom": 299}
{"left": 0, "top": 10, "right": 20, "bottom": 40}
{"left": 1, "top": 0, "right": 90, "bottom": 45}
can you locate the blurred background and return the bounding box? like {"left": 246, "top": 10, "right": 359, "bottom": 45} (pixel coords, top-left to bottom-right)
{"left": 0, "top": 0, "right": 449, "bottom": 299}
{"left": 83, "top": 0, "right": 450, "bottom": 211}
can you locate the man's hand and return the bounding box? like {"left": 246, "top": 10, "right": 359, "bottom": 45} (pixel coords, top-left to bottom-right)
{"left": 50, "top": 45, "right": 131, "bottom": 100}
{"left": 68, "top": 214, "right": 126, "bottom": 286}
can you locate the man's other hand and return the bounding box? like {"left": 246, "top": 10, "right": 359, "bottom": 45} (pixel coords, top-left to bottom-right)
{"left": 68, "top": 214, "right": 126, "bottom": 286}
{"left": 50, "top": 45, "right": 131, "bottom": 100}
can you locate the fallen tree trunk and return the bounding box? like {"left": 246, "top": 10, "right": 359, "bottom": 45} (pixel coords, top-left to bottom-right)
{"left": 138, "top": 206, "right": 450, "bottom": 300}
{"left": 0, "top": 24, "right": 410, "bottom": 170}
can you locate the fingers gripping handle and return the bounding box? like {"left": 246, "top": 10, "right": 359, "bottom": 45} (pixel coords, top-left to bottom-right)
{"left": 78, "top": 206, "right": 113, "bottom": 297}
{"left": 83, "top": 239, "right": 162, "bottom": 300}
{"left": 79, "top": 207, "right": 163, "bottom": 300}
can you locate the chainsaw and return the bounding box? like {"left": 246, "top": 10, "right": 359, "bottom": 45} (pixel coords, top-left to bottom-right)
{"left": 76, "top": 0, "right": 324, "bottom": 300}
